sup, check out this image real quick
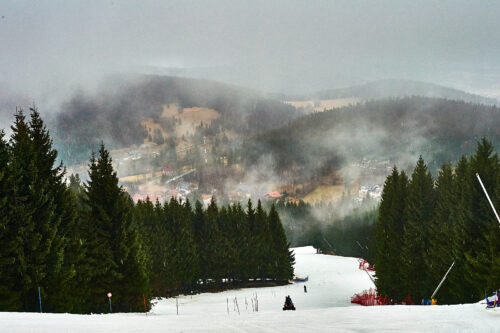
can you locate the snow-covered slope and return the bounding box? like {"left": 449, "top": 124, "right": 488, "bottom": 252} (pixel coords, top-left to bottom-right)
{"left": 0, "top": 246, "right": 498, "bottom": 332}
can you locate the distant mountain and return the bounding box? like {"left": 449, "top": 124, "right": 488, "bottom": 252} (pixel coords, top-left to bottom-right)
{"left": 285, "top": 79, "right": 498, "bottom": 106}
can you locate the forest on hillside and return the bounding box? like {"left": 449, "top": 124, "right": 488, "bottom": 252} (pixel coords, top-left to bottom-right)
{"left": 52, "top": 75, "right": 298, "bottom": 165}
{"left": 243, "top": 97, "right": 500, "bottom": 180}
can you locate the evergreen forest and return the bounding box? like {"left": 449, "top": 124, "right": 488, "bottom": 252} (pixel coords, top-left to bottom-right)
{"left": 375, "top": 139, "right": 500, "bottom": 304}
{"left": 0, "top": 108, "right": 294, "bottom": 313}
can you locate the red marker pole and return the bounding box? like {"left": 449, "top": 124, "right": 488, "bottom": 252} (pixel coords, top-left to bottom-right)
{"left": 107, "top": 292, "right": 112, "bottom": 313}
{"left": 143, "top": 293, "right": 147, "bottom": 316}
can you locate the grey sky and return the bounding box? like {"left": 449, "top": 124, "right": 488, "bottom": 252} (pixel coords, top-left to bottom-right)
{"left": 1, "top": 0, "right": 500, "bottom": 98}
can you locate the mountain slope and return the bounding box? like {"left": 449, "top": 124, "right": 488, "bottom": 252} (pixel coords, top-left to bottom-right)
{"left": 244, "top": 96, "right": 500, "bottom": 181}
{"left": 52, "top": 75, "right": 299, "bottom": 164}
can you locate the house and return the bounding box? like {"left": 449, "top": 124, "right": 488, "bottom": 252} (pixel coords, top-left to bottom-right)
{"left": 265, "top": 191, "right": 282, "bottom": 199}
{"left": 162, "top": 165, "right": 174, "bottom": 176}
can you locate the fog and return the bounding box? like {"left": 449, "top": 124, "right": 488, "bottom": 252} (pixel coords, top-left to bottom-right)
{"left": 1, "top": 0, "right": 500, "bottom": 101}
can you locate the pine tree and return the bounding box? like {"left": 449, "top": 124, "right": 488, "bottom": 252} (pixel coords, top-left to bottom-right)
{"left": 375, "top": 167, "right": 408, "bottom": 301}
{"left": 254, "top": 200, "right": 271, "bottom": 279}
{"left": 464, "top": 138, "right": 499, "bottom": 298}
{"left": 7, "top": 109, "right": 61, "bottom": 311}
{"left": 192, "top": 200, "right": 208, "bottom": 286}
{"left": 402, "top": 156, "right": 435, "bottom": 302}
{"left": 83, "top": 143, "right": 151, "bottom": 312}
{"left": 0, "top": 130, "right": 21, "bottom": 310}
{"left": 426, "top": 164, "right": 455, "bottom": 303}
{"left": 448, "top": 156, "right": 475, "bottom": 303}
{"left": 28, "top": 107, "right": 82, "bottom": 312}
{"left": 268, "top": 204, "right": 294, "bottom": 281}
{"left": 245, "top": 199, "right": 258, "bottom": 279}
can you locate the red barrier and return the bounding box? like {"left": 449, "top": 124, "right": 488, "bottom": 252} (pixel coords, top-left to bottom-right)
{"left": 351, "top": 289, "right": 414, "bottom": 306}
{"left": 351, "top": 288, "right": 389, "bottom": 306}
{"left": 358, "top": 259, "right": 375, "bottom": 272}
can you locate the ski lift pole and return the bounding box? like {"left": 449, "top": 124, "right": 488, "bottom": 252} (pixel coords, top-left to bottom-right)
{"left": 323, "top": 236, "right": 334, "bottom": 252}
{"left": 430, "top": 261, "right": 455, "bottom": 300}
{"left": 476, "top": 173, "right": 500, "bottom": 228}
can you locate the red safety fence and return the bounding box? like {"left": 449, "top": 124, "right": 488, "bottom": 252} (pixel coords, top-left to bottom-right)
{"left": 351, "top": 289, "right": 414, "bottom": 306}
{"left": 358, "top": 259, "right": 375, "bottom": 272}
{"left": 351, "top": 288, "right": 389, "bottom": 306}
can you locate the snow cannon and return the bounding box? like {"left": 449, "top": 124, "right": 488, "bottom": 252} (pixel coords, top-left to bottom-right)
{"left": 422, "top": 299, "right": 437, "bottom": 305}
{"left": 485, "top": 290, "right": 500, "bottom": 308}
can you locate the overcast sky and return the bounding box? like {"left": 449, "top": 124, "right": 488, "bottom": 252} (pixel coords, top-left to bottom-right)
{"left": 1, "top": 0, "right": 500, "bottom": 98}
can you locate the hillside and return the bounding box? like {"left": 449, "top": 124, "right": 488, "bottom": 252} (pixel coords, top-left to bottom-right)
{"left": 243, "top": 97, "right": 500, "bottom": 197}
{"left": 52, "top": 75, "right": 299, "bottom": 165}
{"left": 286, "top": 79, "right": 499, "bottom": 106}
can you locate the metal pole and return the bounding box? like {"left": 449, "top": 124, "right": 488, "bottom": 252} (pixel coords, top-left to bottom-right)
{"left": 476, "top": 173, "right": 500, "bottom": 228}
{"left": 176, "top": 298, "right": 178, "bottom": 315}
{"left": 430, "top": 261, "right": 455, "bottom": 300}
{"left": 109, "top": 298, "right": 112, "bottom": 313}
{"left": 38, "top": 287, "right": 42, "bottom": 313}
{"left": 364, "top": 269, "right": 376, "bottom": 287}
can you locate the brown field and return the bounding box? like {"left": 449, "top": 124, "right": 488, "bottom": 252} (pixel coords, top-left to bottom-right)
{"left": 286, "top": 98, "right": 361, "bottom": 112}
{"left": 302, "top": 185, "right": 349, "bottom": 204}
{"left": 141, "top": 104, "right": 220, "bottom": 142}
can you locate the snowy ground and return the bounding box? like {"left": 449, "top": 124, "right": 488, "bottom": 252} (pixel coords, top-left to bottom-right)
{"left": 1, "top": 246, "right": 499, "bottom": 332}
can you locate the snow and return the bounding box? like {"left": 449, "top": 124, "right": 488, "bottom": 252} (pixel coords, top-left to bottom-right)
{"left": 1, "top": 246, "right": 499, "bottom": 332}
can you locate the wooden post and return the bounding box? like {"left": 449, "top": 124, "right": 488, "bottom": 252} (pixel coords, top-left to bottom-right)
{"left": 143, "top": 293, "right": 148, "bottom": 316}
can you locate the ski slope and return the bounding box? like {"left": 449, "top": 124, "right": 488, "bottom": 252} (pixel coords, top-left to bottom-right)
{"left": 0, "top": 246, "right": 498, "bottom": 332}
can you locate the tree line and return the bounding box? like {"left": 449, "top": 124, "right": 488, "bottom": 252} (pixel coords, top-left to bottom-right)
{"left": 274, "top": 198, "right": 377, "bottom": 263}
{"left": 375, "top": 138, "right": 500, "bottom": 304}
{"left": 0, "top": 108, "right": 294, "bottom": 313}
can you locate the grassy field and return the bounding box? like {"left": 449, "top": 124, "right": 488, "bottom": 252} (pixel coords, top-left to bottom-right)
{"left": 302, "top": 185, "right": 348, "bottom": 204}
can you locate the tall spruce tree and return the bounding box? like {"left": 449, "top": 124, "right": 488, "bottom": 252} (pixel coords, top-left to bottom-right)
{"left": 464, "top": 138, "right": 499, "bottom": 298}
{"left": 402, "top": 156, "right": 435, "bottom": 302}
{"left": 7, "top": 109, "right": 65, "bottom": 311}
{"left": 0, "top": 130, "right": 21, "bottom": 310}
{"left": 254, "top": 200, "right": 271, "bottom": 279}
{"left": 447, "top": 156, "right": 475, "bottom": 303}
{"left": 84, "top": 143, "right": 151, "bottom": 312}
{"left": 268, "top": 204, "right": 294, "bottom": 281}
{"left": 426, "top": 164, "right": 455, "bottom": 303}
{"left": 375, "top": 167, "right": 408, "bottom": 301}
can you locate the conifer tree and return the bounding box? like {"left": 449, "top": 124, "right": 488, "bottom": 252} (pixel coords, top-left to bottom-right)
{"left": 192, "top": 200, "right": 208, "bottom": 285}
{"left": 375, "top": 167, "right": 408, "bottom": 300}
{"left": 245, "top": 199, "right": 258, "bottom": 279}
{"left": 448, "top": 156, "right": 475, "bottom": 303}
{"left": 84, "top": 143, "right": 151, "bottom": 312}
{"left": 0, "top": 130, "right": 21, "bottom": 310}
{"left": 402, "top": 156, "right": 435, "bottom": 302}
{"left": 254, "top": 200, "right": 271, "bottom": 279}
{"left": 268, "top": 204, "right": 294, "bottom": 281}
{"left": 464, "top": 138, "right": 499, "bottom": 298}
{"left": 426, "top": 164, "right": 455, "bottom": 303}
{"left": 7, "top": 109, "right": 62, "bottom": 311}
